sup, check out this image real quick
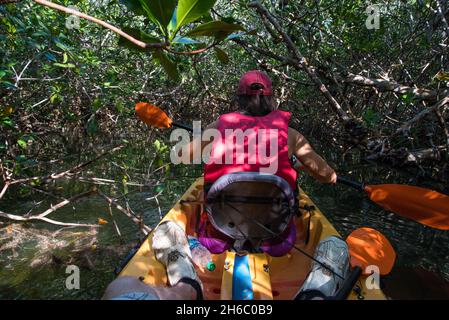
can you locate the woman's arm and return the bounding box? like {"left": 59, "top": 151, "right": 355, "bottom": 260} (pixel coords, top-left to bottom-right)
{"left": 288, "top": 128, "right": 337, "bottom": 184}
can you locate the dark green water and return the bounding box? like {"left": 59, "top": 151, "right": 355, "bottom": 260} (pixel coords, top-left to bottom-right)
{"left": 1, "top": 146, "right": 448, "bottom": 299}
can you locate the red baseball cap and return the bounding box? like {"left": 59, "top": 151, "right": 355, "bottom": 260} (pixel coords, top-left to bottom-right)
{"left": 237, "top": 70, "right": 273, "bottom": 96}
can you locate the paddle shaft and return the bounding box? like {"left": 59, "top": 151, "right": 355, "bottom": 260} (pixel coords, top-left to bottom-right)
{"left": 337, "top": 176, "right": 365, "bottom": 191}
{"left": 172, "top": 121, "right": 194, "bottom": 132}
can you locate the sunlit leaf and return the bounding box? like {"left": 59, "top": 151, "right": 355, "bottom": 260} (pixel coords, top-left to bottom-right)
{"left": 0, "top": 106, "right": 13, "bottom": 118}
{"left": 1, "top": 117, "right": 14, "bottom": 128}
{"left": 50, "top": 94, "right": 59, "bottom": 104}
{"left": 98, "top": 218, "right": 108, "bottom": 225}
{"left": 175, "top": 0, "right": 217, "bottom": 36}
{"left": 154, "top": 139, "right": 161, "bottom": 150}
{"left": 435, "top": 71, "right": 449, "bottom": 82}
{"left": 17, "top": 139, "right": 27, "bottom": 149}
{"left": 53, "top": 63, "right": 75, "bottom": 68}
{"left": 139, "top": 0, "right": 177, "bottom": 35}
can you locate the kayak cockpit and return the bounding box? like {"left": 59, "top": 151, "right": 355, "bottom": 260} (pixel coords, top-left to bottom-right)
{"left": 118, "top": 177, "right": 386, "bottom": 300}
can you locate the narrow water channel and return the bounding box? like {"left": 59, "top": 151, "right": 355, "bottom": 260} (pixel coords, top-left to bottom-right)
{"left": 1, "top": 145, "right": 448, "bottom": 299}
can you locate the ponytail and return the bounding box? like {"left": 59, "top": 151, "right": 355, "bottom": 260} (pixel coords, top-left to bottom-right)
{"left": 237, "top": 94, "right": 276, "bottom": 116}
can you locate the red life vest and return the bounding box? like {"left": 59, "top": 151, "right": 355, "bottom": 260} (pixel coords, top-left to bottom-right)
{"left": 204, "top": 110, "right": 297, "bottom": 190}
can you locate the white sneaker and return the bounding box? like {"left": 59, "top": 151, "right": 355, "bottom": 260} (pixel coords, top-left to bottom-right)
{"left": 152, "top": 220, "right": 202, "bottom": 289}
{"left": 295, "top": 236, "right": 350, "bottom": 299}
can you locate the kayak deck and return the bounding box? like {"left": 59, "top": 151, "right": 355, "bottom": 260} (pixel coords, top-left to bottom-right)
{"left": 119, "top": 177, "right": 386, "bottom": 300}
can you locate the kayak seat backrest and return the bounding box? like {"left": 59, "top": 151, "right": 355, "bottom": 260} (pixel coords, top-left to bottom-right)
{"left": 205, "top": 172, "right": 296, "bottom": 251}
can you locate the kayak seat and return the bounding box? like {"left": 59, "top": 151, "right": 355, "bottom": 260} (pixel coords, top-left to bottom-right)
{"left": 205, "top": 172, "right": 297, "bottom": 252}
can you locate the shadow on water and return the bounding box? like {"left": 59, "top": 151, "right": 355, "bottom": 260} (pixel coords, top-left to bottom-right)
{"left": 1, "top": 144, "right": 449, "bottom": 299}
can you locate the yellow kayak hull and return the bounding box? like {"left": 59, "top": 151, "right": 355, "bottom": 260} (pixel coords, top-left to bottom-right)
{"left": 118, "top": 177, "right": 386, "bottom": 300}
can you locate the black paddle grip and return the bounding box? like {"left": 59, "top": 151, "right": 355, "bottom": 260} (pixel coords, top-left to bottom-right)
{"left": 334, "top": 266, "right": 363, "bottom": 300}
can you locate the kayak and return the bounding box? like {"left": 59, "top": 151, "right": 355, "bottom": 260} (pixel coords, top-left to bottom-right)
{"left": 117, "top": 177, "right": 386, "bottom": 300}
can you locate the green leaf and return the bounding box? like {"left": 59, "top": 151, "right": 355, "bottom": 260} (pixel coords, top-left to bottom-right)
{"left": 175, "top": 0, "right": 217, "bottom": 36}
{"left": 140, "top": 31, "right": 162, "bottom": 43}
{"left": 363, "top": 108, "right": 380, "bottom": 127}
{"left": 225, "top": 29, "right": 257, "bottom": 41}
{"left": 153, "top": 49, "right": 179, "bottom": 81}
{"left": 0, "top": 106, "right": 13, "bottom": 118}
{"left": 167, "top": 9, "right": 177, "bottom": 34}
{"left": 139, "top": 0, "right": 177, "bottom": 35}
{"left": 119, "top": 0, "right": 145, "bottom": 16}
{"left": 116, "top": 101, "right": 125, "bottom": 114}
{"left": 214, "top": 47, "right": 229, "bottom": 64}
{"left": 50, "top": 93, "right": 59, "bottom": 104}
{"left": 172, "top": 36, "right": 202, "bottom": 44}
{"left": 17, "top": 139, "right": 27, "bottom": 149}
{"left": 44, "top": 52, "right": 57, "bottom": 62}
{"left": 63, "top": 53, "right": 68, "bottom": 64}
{"left": 16, "top": 155, "right": 26, "bottom": 163}
{"left": 401, "top": 93, "right": 413, "bottom": 104}
{"left": 53, "top": 63, "right": 75, "bottom": 68}
{"left": 87, "top": 116, "right": 98, "bottom": 135}
{"left": 1, "top": 117, "right": 14, "bottom": 128}
{"left": 1, "top": 17, "right": 16, "bottom": 33}
{"left": 435, "top": 71, "right": 449, "bottom": 82}
{"left": 154, "top": 139, "right": 161, "bottom": 150}
{"left": 54, "top": 39, "right": 72, "bottom": 52}
{"left": 92, "top": 98, "right": 102, "bottom": 111}
{"left": 154, "top": 184, "right": 165, "bottom": 193}
{"left": 186, "top": 21, "right": 244, "bottom": 38}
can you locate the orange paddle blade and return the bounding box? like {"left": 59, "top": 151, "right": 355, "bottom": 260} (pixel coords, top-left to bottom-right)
{"left": 135, "top": 102, "right": 173, "bottom": 128}
{"left": 347, "top": 227, "right": 396, "bottom": 276}
{"left": 365, "top": 184, "right": 449, "bottom": 230}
